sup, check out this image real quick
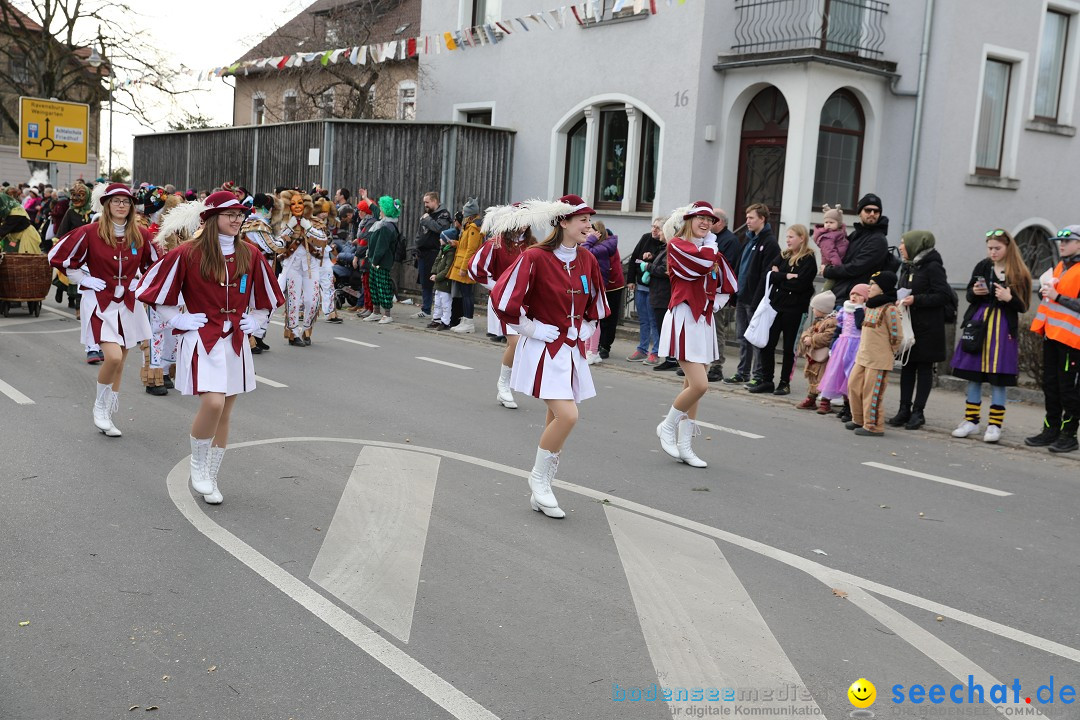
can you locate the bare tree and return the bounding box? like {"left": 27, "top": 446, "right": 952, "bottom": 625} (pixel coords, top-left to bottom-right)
{"left": 238, "top": 0, "right": 420, "bottom": 122}
{"left": 0, "top": 0, "right": 190, "bottom": 136}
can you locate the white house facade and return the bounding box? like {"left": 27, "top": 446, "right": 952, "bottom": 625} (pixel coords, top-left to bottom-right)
{"left": 418, "top": 0, "right": 1078, "bottom": 277}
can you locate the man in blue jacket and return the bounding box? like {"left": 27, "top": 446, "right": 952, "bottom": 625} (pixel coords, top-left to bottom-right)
{"left": 725, "top": 203, "right": 779, "bottom": 387}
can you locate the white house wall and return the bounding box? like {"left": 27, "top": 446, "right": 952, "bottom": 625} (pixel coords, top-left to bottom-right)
{"left": 418, "top": 1, "right": 713, "bottom": 248}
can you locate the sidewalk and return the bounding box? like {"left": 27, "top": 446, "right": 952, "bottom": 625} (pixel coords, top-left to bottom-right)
{"left": 382, "top": 297, "right": 1069, "bottom": 459}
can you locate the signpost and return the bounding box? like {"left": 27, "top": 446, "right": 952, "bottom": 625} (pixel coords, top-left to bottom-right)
{"left": 18, "top": 96, "right": 90, "bottom": 168}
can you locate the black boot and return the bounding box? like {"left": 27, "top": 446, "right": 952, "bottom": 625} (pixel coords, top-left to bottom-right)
{"left": 887, "top": 405, "right": 912, "bottom": 427}
{"left": 54, "top": 286, "right": 64, "bottom": 303}
{"left": 904, "top": 408, "right": 925, "bottom": 430}
{"left": 837, "top": 400, "right": 852, "bottom": 423}
{"left": 162, "top": 374, "right": 174, "bottom": 389}
{"left": 1049, "top": 419, "right": 1078, "bottom": 453}
{"left": 1025, "top": 422, "right": 1060, "bottom": 447}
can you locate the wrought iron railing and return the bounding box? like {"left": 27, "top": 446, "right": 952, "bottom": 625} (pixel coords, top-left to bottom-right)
{"left": 732, "top": 0, "right": 889, "bottom": 59}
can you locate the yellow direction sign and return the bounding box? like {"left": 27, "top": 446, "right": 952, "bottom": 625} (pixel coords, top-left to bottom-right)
{"left": 19, "top": 97, "right": 90, "bottom": 165}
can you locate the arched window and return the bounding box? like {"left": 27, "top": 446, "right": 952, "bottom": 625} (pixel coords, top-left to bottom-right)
{"left": 736, "top": 87, "right": 789, "bottom": 218}
{"left": 564, "top": 118, "right": 587, "bottom": 198}
{"left": 560, "top": 102, "right": 660, "bottom": 213}
{"left": 812, "top": 89, "right": 865, "bottom": 210}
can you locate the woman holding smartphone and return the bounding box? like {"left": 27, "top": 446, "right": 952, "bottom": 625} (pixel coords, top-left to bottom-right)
{"left": 949, "top": 229, "right": 1031, "bottom": 442}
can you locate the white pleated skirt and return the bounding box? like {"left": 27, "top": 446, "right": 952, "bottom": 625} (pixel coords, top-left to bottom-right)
{"left": 79, "top": 293, "right": 152, "bottom": 349}
{"left": 510, "top": 335, "right": 596, "bottom": 402}
{"left": 175, "top": 329, "right": 255, "bottom": 397}
{"left": 659, "top": 303, "right": 720, "bottom": 364}
{"left": 485, "top": 297, "right": 519, "bottom": 338}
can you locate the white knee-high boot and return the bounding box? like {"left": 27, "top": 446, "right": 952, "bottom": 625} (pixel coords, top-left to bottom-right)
{"left": 497, "top": 365, "right": 517, "bottom": 409}
{"left": 656, "top": 405, "right": 685, "bottom": 459}
{"left": 189, "top": 436, "right": 214, "bottom": 495}
{"left": 527, "top": 447, "right": 565, "bottom": 518}
{"left": 676, "top": 418, "right": 707, "bottom": 468}
{"left": 204, "top": 446, "right": 225, "bottom": 504}
{"left": 93, "top": 382, "right": 115, "bottom": 434}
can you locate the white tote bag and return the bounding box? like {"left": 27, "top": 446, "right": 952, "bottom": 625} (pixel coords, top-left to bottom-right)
{"left": 744, "top": 274, "right": 777, "bottom": 349}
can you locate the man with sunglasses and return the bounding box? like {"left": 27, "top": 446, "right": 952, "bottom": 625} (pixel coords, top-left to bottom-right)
{"left": 1027, "top": 225, "right": 1080, "bottom": 453}
{"left": 821, "top": 193, "right": 890, "bottom": 304}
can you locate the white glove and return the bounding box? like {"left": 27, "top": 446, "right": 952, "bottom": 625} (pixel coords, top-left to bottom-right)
{"left": 519, "top": 318, "right": 560, "bottom": 343}
{"left": 169, "top": 312, "right": 208, "bottom": 332}
{"left": 239, "top": 312, "right": 263, "bottom": 335}
{"left": 79, "top": 275, "right": 106, "bottom": 292}
{"left": 128, "top": 276, "right": 140, "bottom": 291}
{"left": 300, "top": 218, "right": 313, "bottom": 231}
{"left": 578, "top": 321, "right": 597, "bottom": 342}
{"left": 702, "top": 232, "right": 718, "bottom": 250}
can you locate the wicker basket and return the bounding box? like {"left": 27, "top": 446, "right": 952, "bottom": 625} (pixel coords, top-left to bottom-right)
{"left": 0, "top": 253, "right": 52, "bottom": 301}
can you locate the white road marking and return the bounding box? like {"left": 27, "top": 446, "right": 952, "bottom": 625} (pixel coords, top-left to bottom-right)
{"left": 862, "top": 461, "right": 1013, "bottom": 497}
{"left": 168, "top": 437, "right": 1080, "bottom": 714}
{"left": 309, "top": 447, "right": 439, "bottom": 644}
{"left": 0, "top": 378, "right": 33, "bottom": 405}
{"left": 0, "top": 327, "right": 79, "bottom": 334}
{"left": 416, "top": 356, "right": 472, "bottom": 371}
{"left": 693, "top": 419, "right": 764, "bottom": 439}
{"left": 606, "top": 506, "right": 822, "bottom": 717}
{"left": 41, "top": 305, "right": 79, "bottom": 320}
{"left": 836, "top": 582, "right": 1045, "bottom": 718}
{"left": 0, "top": 314, "right": 62, "bottom": 328}
{"left": 165, "top": 457, "right": 497, "bottom": 720}
{"left": 254, "top": 375, "right": 288, "bottom": 388}
{"left": 335, "top": 336, "right": 380, "bottom": 348}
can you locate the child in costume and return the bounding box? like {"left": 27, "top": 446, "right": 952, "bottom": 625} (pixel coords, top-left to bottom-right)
{"left": 845, "top": 271, "right": 904, "bottom": 436}
{"left": 795, "top": 290, "right": 838, "bottom": 413}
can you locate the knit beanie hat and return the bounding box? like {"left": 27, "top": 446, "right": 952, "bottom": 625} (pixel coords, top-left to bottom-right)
{"left": 822, "top": 204, "right": 843, "bottom": 224}
{"left": 850, "top": 283, "right": 871, "bottom": 300}
{"left": 462, "top": 197, "right": 479, "bottom": 218}
{"left": 810, "top": 290, "right": 836, "bottom": 314}
{"left": 856, "top": 193, "right": 883, "bottom": 213}
{"left": 378, "top": 195, "right": 401, "bottom": 219}
{"left": 870, "top": 270, "right": 897, "bottom": 294}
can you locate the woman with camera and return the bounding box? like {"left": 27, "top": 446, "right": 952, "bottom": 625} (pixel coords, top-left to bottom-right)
{"left": 949, "top": 229, "right": 1031, "bottom": 443}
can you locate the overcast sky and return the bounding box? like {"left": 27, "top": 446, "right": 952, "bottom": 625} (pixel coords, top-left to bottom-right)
{"left": 103, "top": 0, "right": 316, "bottom": 174}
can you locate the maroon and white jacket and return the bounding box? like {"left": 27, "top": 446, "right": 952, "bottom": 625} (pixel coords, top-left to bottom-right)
{"left": 468, "top": 235, "right": 528, "bottom": 288}
{"left": 667, "top": 236, "right": 738, "bottom": 321}
{"left": 491, "top": 246, "right": 610, "bottom": 357}
{"left": 136, "top": 243, "right": 284, "bottom": 356}
{"left": 48, "top": 223, "right": 158, "bottom": 312}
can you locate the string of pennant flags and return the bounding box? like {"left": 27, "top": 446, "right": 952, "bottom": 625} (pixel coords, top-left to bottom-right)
{"left": 196, "top": 0, "right": 689, "bottom": 81}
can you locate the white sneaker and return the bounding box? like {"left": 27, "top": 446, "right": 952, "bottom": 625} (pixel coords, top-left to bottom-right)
{"left": 363, "top": 313, "right": 382, "bottom": 322}
{"left": 951, "top": 420, "right": 981, "bottom": 438}
{"left": 586, "top": 351, "right": 601, "bottom": 365}
{"left": 378, "top": 315, "right": 394, "bottom": 324}
{"left": 452, "top": 318, "right": 475, "bottom": 334}
{"left": 982, "top": 425, "right": 1002, "bottom": 443}
{"left": 412, "top": 310, "right": 428, "bottom": 318}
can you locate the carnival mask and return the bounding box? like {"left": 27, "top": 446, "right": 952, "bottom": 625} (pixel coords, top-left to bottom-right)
{"left": 290, "top": 194, "right": 306, "bottom": 217}
{"left": 71, "top": 186, "right": 87, "bottom": 205}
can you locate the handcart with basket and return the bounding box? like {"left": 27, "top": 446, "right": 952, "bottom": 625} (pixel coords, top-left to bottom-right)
{"left": 0, "top": 252, "right": 53, "bottom": 317}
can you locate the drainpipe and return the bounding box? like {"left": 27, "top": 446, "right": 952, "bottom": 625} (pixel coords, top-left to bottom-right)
{"left": 902, "top": 0, "right": 935, "bottom": 233}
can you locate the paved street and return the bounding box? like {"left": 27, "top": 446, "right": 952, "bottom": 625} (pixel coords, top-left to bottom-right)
{"left": 1, "top": 298, "right": 1078, "bottom": 720}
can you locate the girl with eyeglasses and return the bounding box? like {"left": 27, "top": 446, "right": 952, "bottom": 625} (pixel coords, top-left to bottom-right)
{"left": 948, "top": 229, "right": 1032, "bottom": 443}
{"left": 137, "top": 191, "right": 285, "bottom": 503}
{"left": 48, "top": 183, "right": 158, "bottom": 438}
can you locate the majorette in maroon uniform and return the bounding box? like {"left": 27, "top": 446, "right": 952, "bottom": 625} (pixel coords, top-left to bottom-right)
{"left": 468, "top": 203, "right": 534, "bottom": 409}
{"left": 488, "top": 194, "right": 610, "bottom": 520}
{"left": 136, "top": 191, "right": 284, "bottom": 505}
{"left": 48, "top": 182, "right": 159, "bottom": 438}
{"left": 656, "top": 201, "right": 738, "bottom": 470}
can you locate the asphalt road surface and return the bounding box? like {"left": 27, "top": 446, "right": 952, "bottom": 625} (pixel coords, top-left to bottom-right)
{"left": 1, "top": 300, "right": 1078, "bottom": 720}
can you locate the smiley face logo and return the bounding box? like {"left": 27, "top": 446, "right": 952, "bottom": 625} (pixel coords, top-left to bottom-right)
{"left": 848, "top": 678, "right": 876, "bottom": 708}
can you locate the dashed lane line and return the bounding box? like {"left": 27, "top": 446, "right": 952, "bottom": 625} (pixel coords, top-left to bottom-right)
{"left": 254, "top": 375, "right": 288, "bottom": 388}
{"left": 863, "top": 461, "right": 1013, "bottom": 497}
{"left": 0, "top": 377, "right": 34, "bottom": 405}
{"left": 335, "top": 336, "right": 380, "bottom": 348}
{"left": 416, "top": 356, "right": 472, "bottom": 371}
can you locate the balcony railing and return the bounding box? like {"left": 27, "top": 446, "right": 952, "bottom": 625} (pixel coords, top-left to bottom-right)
{"left": 732, "top": 0, "right": 889, "bottom": 59}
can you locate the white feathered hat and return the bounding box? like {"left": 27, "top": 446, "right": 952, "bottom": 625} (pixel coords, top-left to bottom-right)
{"left": 662, "top": 204, "right": 694, "bottom": 242}
{"left": 480, "top": 204, "right": 513, "bottom": 236}
{"left": 153, "top": 199, "right": 206, "bottom": 251}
